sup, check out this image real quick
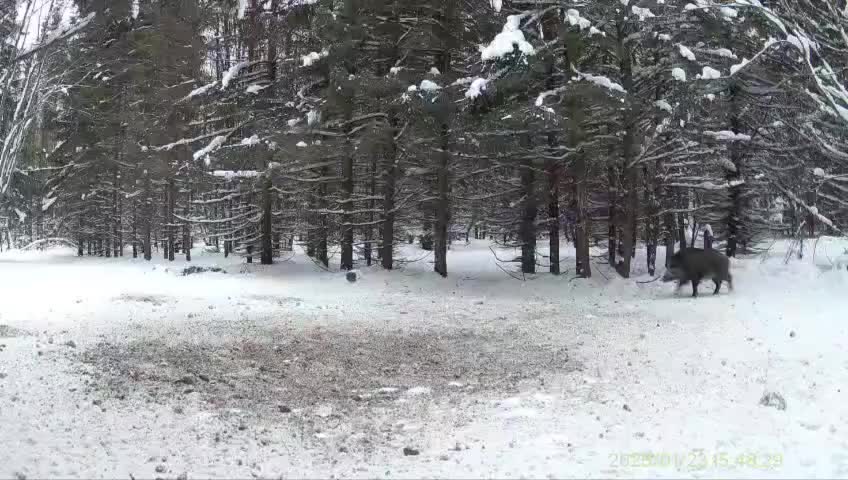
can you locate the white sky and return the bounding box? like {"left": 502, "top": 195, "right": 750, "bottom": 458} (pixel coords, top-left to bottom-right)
{"left": 15, "top": 0, "right": 77, "bottom": 49}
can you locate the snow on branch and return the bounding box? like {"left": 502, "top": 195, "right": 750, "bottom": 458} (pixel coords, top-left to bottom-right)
{"left": 302, "top": 51, "right": 328, "bottom": 67}
{"left": 194, "top": 135, "right": 228, "bottom": 162}
{"left": 535, "top": 85, "right": 568, "bottom": 108}
{"left": 211, "top": 170, "right": 261, "bottom": 179}
{"left": 666, "top": 179, "right": 745, "bottom": 190}
{"left": 703, "top": 130, "right": 751, "bottom": 142}
{"left": 221, "top": 62, "right": 249, "bottom": 89}
{"left": 179, "top": 81, "right": 218, "bottom": 102}
{"left": 574, "top": 69, "right": 626, "bottom": 94}
{"left": 774, "top": 181, "right": 842, "bottom": 234}
{"left": 480, "top": 15, "right": 536, "bottom": 61}
{"left": 465, "top": 78, "right": 488, "bottom": 99}
{"left": 153, "top": 127, "right": 235, "bottom": 152}
{"left": 728, "top": 1, "right": 848, "bottom": 124}
{"left": 678, "top": 44, "right": 696, "bottom": 61}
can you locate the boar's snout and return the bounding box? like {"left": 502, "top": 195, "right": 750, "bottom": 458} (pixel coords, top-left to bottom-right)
{"left": 661, "top": 270, "right": 677, "bottom": 283}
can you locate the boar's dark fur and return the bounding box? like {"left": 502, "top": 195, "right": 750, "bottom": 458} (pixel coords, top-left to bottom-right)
{"left": 661, "top": 248, "right": 733, "bottom": 297}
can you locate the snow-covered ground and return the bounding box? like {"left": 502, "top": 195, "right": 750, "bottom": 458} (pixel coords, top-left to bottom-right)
{"left": 1, "top": 239, "right": 847, "bottom": 479}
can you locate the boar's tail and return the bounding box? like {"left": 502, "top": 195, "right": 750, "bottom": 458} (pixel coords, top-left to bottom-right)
{"left": 637, "top": 275, "right": 662, "bottom": 284}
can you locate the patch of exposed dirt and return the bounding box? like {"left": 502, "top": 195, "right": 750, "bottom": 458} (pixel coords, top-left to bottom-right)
{"left": 75, "top": 326, "right": 577, "bottom": 450}
{"left": 0, "top": 324, "right": 30, "bottom": 338}
{"left": 244, "top": 294, "right": 304, "bottom": 305}
{"left": 113, "top": 294, "right": 171, "bottom": 306}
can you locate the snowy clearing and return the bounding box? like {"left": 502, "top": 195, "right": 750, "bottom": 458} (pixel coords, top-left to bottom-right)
{"left": 1, "top": 240, "right": 848, "bottom": 479}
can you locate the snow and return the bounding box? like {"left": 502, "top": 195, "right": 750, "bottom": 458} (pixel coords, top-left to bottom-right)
{"left": 211, "top": 170, "right": 260, "bottom": 179}
{"left": 301, "top": 51, "right": 326, "bottom": 67}
{"left": 245, "top": 84, "right": 268, "bottom": 95}
{"left": 237, "top": 0, "right": 248, "bottom": 19}
{"left": 465, "top": 78, "right": 488, "bottom": 99}
{"left": 730, "top": 57, "right": 750, "bottom": 75}
{"left": 1, "top": 240, "right": 848, "bottom": 477}
{"left": 654, "top": 99, "right": 672, "bottom": 112}
{"left": 700, "top": 66, "right": 722, "bottom": 79}
{"left": 678, "top": 44, "right": 696, "bottom": 61}
{"left": 296, "top": 141, "right": 308, "bottom": 148}
{"left": 786, "top": 34, "right": 813, "bottom": 52}
{"left": 182, "top": 81, "right": 217, "bottom": 101}
{"left": 658, "top": 33, "right": 671, "bottom": 41}
{"left": 566, "top": 9, "right": 592, "bottom": 30}
{"left": 307, "top": 109, "right": 320, "bottom": 126}
{"left": 631, "top": 6, "right": 655, "bottom": 20}
{"left": 705, "top": 93, "right": 716, "bottom": 101}
{"left": 704, "top": 130, "right": 752, "bottom": 141}
{"left": 490, "top": 0, "right": 502, "bottom": 12}
{"left": 707, "top": 48, "right": 737, "bottom": 59}
{"left": 389, "top": 66, "right": 403, "bottom": 75}
{"left": 192, "top": 135, "right": 227, "bottom": 161}
{"left": 813, "top": 167, "right": 826, "bottom": 177}
{"left": 576, "top": 72, "right": 626, "bottom": 94}
{"left": 429, "top": 67, "right": 441, "bottom": 76}
{"left": 480, "top": 15, "right": 536, "bottom": 61}
{"left": 13, "top": 208, "right": 26, "bottom": 221}
{"left": 240, "top": 135, "right": 260, "bottom": 146}
{"left": 41, "top": 196, "right": 57, "bottom": 212}
{"left": 287, "top": 118, "right": 300, "bottom": 128}
{"left": 720, "top": 6, "right": 738, "bottom": 18}
{"left": 221, "top": 62, "right": 249, "bottom": 89}
{"left": 672, "top": 67, "right": 687, "bottom": 82}
{"left": 419, "top": 79, "right": 441, "bottom": 92}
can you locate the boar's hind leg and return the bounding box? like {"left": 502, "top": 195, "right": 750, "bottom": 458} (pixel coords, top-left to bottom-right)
{"left": 713, "top": 278, "right": 721, "bottom": 294}
{"left": 691, "top": 278, "right": 700, "bottom": 297}
{"left": 675, "top": 280, "right": 686, "bottom": 294}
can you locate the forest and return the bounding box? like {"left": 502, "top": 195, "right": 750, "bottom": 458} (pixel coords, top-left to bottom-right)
{"left": 2, "top": 0, "right": 845, "bottom": 278}
{"left": 3, "top": 1, "right": 848, "bottom": 478}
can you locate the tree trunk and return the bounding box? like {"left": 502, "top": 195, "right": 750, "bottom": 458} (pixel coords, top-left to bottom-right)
{"left": 167, "top": 181, "right": 175, "bottom": 261}
{"left": 615, "top": 19, "right": 639, "bottom": 279}
{"left": 644, "top": 167, "right": 658, "bottom": 276}
{"left": 132, "top": 202, "right": 138, "bottom": 258}
{"left": 608, "top": 164, "right": 618, "bottom": 268}
{"left": 77, "top": 216, "right": 84, "bottom": 256}
{"left": 381, "top": 120, "right": 399, "bottom": 270}
{"left": 113, "top": 168, "right": 120, "bottom": 258}
{"left": 340, "top": 145, "right": 354, "bottom": 271}
{"left": 317, "top": 166, "right": 329, "bottom": 268}
{"left": 806, "top": 191, "right": 816, "bottom": 238}
{"left": 725, "top": 83, "right": 743, "bottom": 258}
{"left": 434, "top": 123, "right": 450, "bottom": 277}
{"left": 547, "top": 159, "right": 560, "bottom": 275}
{"left": 661, "top": 200, "right": 676, "bottom": 266}
{"left": 185, "top": 189, "right": 192, "bottom": 262}
{"left": 574, "top": 164, "right": 591, "bottom": 278}
{"left": 365, "top": 155, "right": 377, "bottom": 267}
{"left": 519, "top": 152, "right": 537, "bottom": 274}
{"left": 260, "top": 174, "right": 273, "bottom": 265}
